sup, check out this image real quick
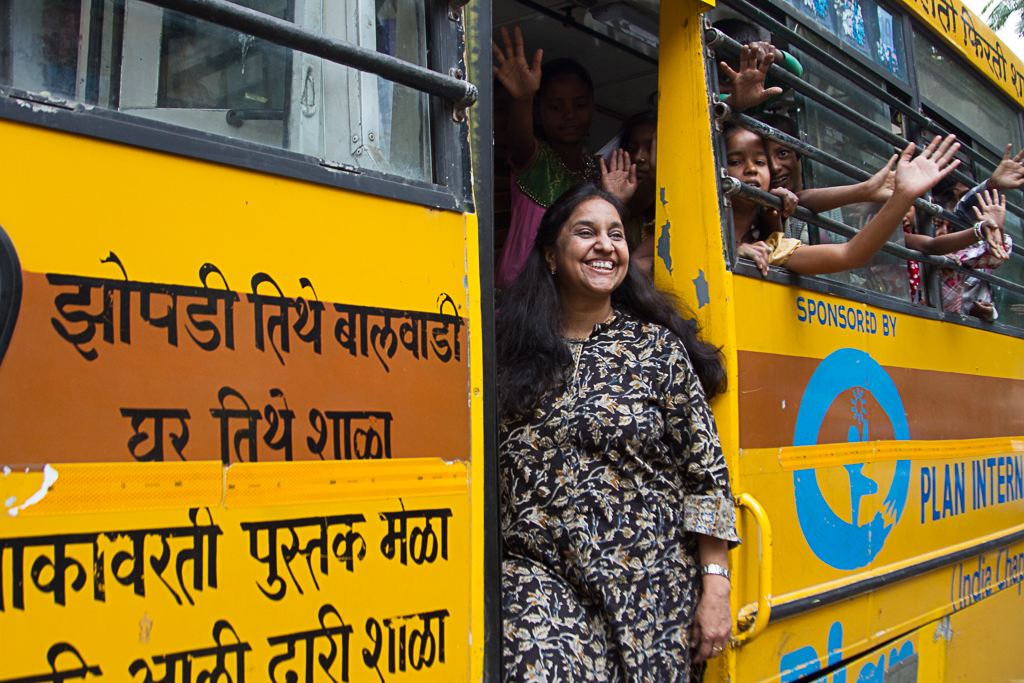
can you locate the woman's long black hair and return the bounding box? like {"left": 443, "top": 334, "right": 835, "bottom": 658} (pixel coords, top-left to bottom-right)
{"left": 496, "top": 183, "right": 726, "bottom": 420}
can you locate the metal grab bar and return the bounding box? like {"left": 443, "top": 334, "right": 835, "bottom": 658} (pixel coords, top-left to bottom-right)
{"left": 138, "top": 0, "right": 478, "bottom": 108}
{"left": 714, "top": 103, "right": 974, "bottom": 231}
{"left": 717, "top": 104, "right": 1024, "bottom": 262}
{"left": 720, "top": 176, "right": 1024, "bottom": 298}
{"left": 708, "top": 29, "right": 907, "bottom": 151}
{"left": 706, "top": 26, "right": 1024, "bottom": 223}
{"left": 733, "top": 493, "right": 772, "bottom": 645}
{"left": 716, "top": 0, "right": 1015, "bottom": 172}
{"left": 719, "top": 0, "right": 935, "bottom": 133}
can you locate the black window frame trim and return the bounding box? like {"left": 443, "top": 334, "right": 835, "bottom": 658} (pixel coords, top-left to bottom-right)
{"left": 0, "top": 87, "right": 465, "bottom": 211}
{"left": 0, "top": 0, "right": 477, "bottom": 213}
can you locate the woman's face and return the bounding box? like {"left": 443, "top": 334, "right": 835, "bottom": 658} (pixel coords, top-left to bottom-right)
{"left": 625, "top": 122, "right": 657, "bottom": 182}
{"left": 766, "top": 140, "right": 802, "bottom": 192}
{"left": 726, "top": 129, "right": 771, "bottom": 192}
{"left": 546, "top": 198, "right": 629, "bottom": 302}
{"left": 537, "top": 75, "right": 594, "bottom": 147}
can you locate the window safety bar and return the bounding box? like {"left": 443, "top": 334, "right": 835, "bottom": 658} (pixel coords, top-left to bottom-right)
{"left": 716, "top": 105, "right": 1024, "bottom": 262}
{"left": 718, "top": 0, "right": 1009, "bottom": 173}
{"left": 719, "top": 0, "right": 935, "bottom": 132}
{"left": 706, "top": 12, "right": 1003, "bottom": 174}
{"left": 717, "top": 104, "right": 972, "bottom": 231}
{"left": 720, "top": 176, "right": 1024, "bottom": 298}
{"left": 138, "top": 0, "right": 479, "bottom": 109}
{"left": 707, "top": 26, "right": 1024, "bottom": 224}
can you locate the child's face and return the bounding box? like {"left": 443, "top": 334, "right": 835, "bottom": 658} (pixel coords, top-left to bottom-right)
{"left": 537, "top": 75, "right": 594, "bottom": 147}
{"left": 902, "top": 206, "right": 916, "bottom": 232}
{"left": 766, "top": 140, "right": 802, "bottom": 192}
{"left": 726, "top": 129, "right": 771, "bottom": 192}
{"left": 934, "top": 217, "right": 950, "bottom": 237}
{"left": 625, "top": 123, "right": 657, "bottom": 181}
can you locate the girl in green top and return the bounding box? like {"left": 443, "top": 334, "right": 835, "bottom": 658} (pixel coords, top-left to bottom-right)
{"left": 492, "top": 26, "right": 636, "bottom": 288}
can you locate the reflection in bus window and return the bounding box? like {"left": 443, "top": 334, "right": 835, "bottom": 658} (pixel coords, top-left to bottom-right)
{"left": 912, "top": 30, "right": 1023, "bottom": 156}
{"left": 0, "top": 0, "right": 434, "bottom": 184}
{"left": 778, "top": 0, "right": 906, "bottom": 80}
{"left": 0, "top": 0, "right": 86, "bottom": 100}
{"left": 157, "top": 1, "right": 288, "bottom": 112}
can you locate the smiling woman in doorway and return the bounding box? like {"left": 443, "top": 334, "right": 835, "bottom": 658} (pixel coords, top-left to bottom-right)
{"left": 496, "top": 183, "right": 738, "bottom": 682}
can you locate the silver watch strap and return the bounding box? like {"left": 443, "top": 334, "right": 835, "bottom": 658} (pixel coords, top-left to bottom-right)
{"left": 701, "top": 563, "right": 731, "bottom": 580}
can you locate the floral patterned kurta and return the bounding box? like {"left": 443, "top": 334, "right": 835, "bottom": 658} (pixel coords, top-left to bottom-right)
{"left": 501, "top": 311, "right": 740, "bottom": 682}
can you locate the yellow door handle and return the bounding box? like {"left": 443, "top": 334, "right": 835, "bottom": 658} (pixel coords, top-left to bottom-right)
{"left": 733, "top": 492, "right": 772, "bottom": 645}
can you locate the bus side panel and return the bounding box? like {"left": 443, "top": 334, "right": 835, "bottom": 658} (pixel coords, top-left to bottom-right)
{"left": 731, "top": 276, "right": 1024, "bottom": 683}
{"left": 0, "top": 461, "right": 471, "bottom": 681}
{"left": 0, "top": 117, "right": 478, "bottom": 679}
{"left": 943, "top": 569, "right": 1024, "bottom": 681}
{"left": 0, "top": 118, "right": 470, "bottom": 465}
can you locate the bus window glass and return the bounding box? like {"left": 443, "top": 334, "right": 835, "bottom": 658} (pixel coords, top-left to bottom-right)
{"left": 778, "top": 0, "right": 907, "bottom": 80}
{"left": 791, "top": 42, "right": 912, "bottom": 300}
{"left": 0, "top": 0, "right": 435, "bottom": 184}
{"left": 782, "top": 0, "right": 838, "bottom": 37}
{"left": 836, "top": 0, "right": 907, "bottom": 81}
{"left": 0, "top": 0, "right": 86, "bottom": 100}
{"left": 970, "top": 154, "right": 1024, "bottom": 329}
{"left": 912, "top": 29, "right": 1023, "bottom": 154}
{"left": 156, "top": 1, "right": 289, "bottom": 112}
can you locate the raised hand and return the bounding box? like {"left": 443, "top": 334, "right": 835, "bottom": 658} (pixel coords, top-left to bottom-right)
{"left": 492, "top": 26, "right": 542, "bottom": 101}
{"left": 894, "top": 134, "right": 961, "bottom": 202}
{"left": 600, "top": 149, "right": 638, "bottom": 204}
{"left": 987, "top": 144, "right": 1024, "bottom": 191}
{"left": 719, "top": 45, "right": 784, "bottom": 113}
{"left": 973, "top": 188, "right": 1010, "bottom": 260}
{"left": 863, "top": 154, "right": 898, "bottom": 203}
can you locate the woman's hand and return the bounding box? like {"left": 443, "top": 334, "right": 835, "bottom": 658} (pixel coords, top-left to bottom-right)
{"left": 601, "top": 149, "right": 638, "bottom": 204}
{"left": 893, "top": 134, "right": 961, "bottom": 202}
{"left": 738, "top": 242, "right": 771, "bottom": 277}
{"left": 974, "top": 189, "right": 1010, "bottom": 260}
{"left": 492, "top": 26, "right": 542, "bottom": 101}
{"left": 692, "top": 575, "right": 732, "bottom": 664}
{"left": 862, "top": 154, "right": 898, "bottom": 203}
{"left": 719, "top": 45, "right": 783, "bottom": 113}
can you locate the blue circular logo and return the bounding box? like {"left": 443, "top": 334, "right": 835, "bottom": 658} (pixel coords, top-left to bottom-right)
{"left": 793, "top": 349, "right": 911, "bottom": 570}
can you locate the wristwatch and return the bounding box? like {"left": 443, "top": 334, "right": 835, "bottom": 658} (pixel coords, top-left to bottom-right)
{"left": 701, "top": 563, "right": 731, "bottom": 581}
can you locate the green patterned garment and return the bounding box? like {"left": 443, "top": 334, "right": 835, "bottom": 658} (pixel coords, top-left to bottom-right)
{"left": 514, "top": 140, "right": 601, "bottom": 208}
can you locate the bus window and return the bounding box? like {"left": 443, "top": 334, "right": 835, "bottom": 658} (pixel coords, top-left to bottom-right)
{"left": 0, "top": 0, "right": 88, "bottom": 101}
{"left": 0, "top": 0, "right": 435, "bottom": 183}
{"left": 912, "top": 30, "right": 1024, "bottom": 327}
{"left": 790, "top": 39, "right": 913, "bottom": 300}
{"left": 912, "top": 29, "right": 1023, "bottom": 158}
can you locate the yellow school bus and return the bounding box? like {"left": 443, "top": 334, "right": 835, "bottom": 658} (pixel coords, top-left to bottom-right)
{"left": 1, "top": 0, "right": 1024, "bottom": 682}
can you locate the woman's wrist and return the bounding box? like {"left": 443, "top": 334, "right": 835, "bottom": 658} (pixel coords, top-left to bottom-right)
{"left": 702, "top": 573, "right": 731, "bottom": 597}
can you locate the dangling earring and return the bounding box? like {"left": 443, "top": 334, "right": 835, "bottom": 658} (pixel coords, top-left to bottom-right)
{"left": 550, "top": 266, "right": 556, "bottom": 275}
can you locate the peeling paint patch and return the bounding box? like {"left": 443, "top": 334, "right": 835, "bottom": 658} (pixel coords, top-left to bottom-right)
{"left": 7, "top": 464, "right": 58, "bottom": 516}
{"left": 14, "top": 99, "right": 60, "bottom": 115}
{"left": 657, "top": 221, "right": 672, "bottom": 274}
{"left": 693, "top": 269, "right": 710, "bottom": 308}
{"left": 140, "top": 613, "right": 153, "bottom": 643}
